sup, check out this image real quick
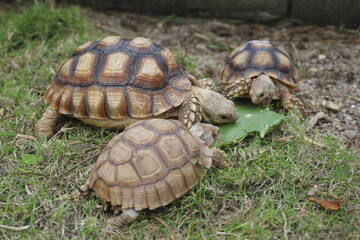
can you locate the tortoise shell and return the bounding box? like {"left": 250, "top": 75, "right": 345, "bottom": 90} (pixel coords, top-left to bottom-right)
{"left": 44, "top": 36, "right": 191, "bottom": 119}
{"left": 87, "top": 119, "right": 212, "bottom": 211}
{"left": 221, "top": 40, "right": 299, "bottom": 89}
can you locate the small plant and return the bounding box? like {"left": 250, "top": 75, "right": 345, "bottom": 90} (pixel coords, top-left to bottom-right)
{"left": 173, "top": 43, "right": 198, "bottom": 73}
{"left": 0, "top": 0, "right": 88, "bottom": 51}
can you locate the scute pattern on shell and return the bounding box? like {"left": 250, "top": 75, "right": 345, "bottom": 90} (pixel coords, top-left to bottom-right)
{"left": 88, "top": 119, "right": 209, "bottom": 211}
{"left": 44, "top": 36, "right": 191, "bottom": 119}
{"left": 221, "top": 40, "right": 299, "bottom": 89}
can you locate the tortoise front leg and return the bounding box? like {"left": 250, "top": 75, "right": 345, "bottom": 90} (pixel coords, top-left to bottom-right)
{"left": 281, "top": 92, "right": 308, "bottom": 119}
{"left": 108, "top": 209, "right": 139, "bottom": 228}
{"left": 179, "top": 92, "right": 202, "bottom": 128}
{"left": 222, "top": 78, "right": 253, "bottom": 100}
{"left": 35, "top": 107, "right": 60, "bottom": 138}
{"left": 193, "top": 78, "right": 216, "bottom": 91}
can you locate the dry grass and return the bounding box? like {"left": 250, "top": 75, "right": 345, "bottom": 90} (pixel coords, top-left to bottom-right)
{"left": 0, "top": 2, "right": 359, "bottom": 239}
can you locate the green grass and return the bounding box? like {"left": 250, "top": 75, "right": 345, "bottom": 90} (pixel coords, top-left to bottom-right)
{"left": 0, "top": 2, "right": 359, "bottom": 239}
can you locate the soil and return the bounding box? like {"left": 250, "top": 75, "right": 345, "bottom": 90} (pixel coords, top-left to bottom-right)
{"left": 88, "top": 9, "right": 360, "bottom": 150}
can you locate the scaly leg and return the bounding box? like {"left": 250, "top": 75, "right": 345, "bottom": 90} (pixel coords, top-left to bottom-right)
{"left": 281, "top": 92, "right": 308, "bottom": 119}
{"left": 179, "top": 92, "right": 202, "bottom": 128}
{"left": 222, "top": 78, "right": 253, "bottom": 100}
{"left": 35, "top": 107, "right": 60, "bottom": 138}
{"left": 193, "top": 78, "right": 216, "bottom": 91}
{"left": 108, "top": 209, "right": 139, "bottom": 228}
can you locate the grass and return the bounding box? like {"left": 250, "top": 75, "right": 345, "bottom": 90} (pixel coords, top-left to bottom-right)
{"left": 0, "top": 1, "right": 359, "bottom": 239}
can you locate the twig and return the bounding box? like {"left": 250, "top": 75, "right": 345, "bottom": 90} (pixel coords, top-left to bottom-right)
{"left": 306, "top": 112, "right": 326, "bottom": 131}
{"left": 95, "top": 24, "right": 123, "bottom": 36}
{"left": 303, "top": 136, "right": 328, "bottom": 148}
{"left": 282, "top": 212, "right": 289, "bottom": 240}
{"left": 0, "top": 224, "right": 30, "bottom": 231}
{"left": 16, "top": 134, "right": 37, "bottom": 142}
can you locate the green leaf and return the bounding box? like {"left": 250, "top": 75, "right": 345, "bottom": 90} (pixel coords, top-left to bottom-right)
{"left": 216, "top": 100, "right": 284, "bottom": 146}
{"left": 21, "top": 154, "right": 44, "bottom": 165}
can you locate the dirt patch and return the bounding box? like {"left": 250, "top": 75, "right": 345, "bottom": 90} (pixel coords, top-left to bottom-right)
{"left": 87, "top": 9, "right": 360, "bottom": 150}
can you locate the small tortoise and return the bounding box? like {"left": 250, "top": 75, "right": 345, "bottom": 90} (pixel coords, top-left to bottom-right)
{"left": 221, "top": 40, "right": 307, "bottom": 118}
{"left": 35, "top": 36, "right": 238, "bottom": 137}
{"left": 75, "top": 118, "right": 228, "bottom": 227}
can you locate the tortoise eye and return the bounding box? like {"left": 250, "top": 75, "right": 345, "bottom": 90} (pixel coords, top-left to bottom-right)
{"left": 260, "top": 93, "right": 264, "bottom": 98}
{"left": 221, "top": 115, "right": 227, "bottom": 120}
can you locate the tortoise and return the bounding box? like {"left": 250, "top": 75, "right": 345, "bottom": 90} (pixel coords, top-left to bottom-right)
{"left": 221, "top": 40, "right": 308, "bottom": 118}
{"left": 35, "top": 36, "right": 238, "bottom": 137}
{"left": 74, "top": 118, "right": 228, "bottom": 227}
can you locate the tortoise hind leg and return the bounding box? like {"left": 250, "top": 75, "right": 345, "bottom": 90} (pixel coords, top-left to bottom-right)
{"left": 222, "top": 78, "right": 253, "bottom": 100}
{"left": 179, "top": 92, "right": 202, "bottom": 128}
{"left": 108, "top": 209, "right": 139, "bottom": 228}
{"left": 35, "top": 107, "right": 60, "bottom": 138}
{"left": 281, "top": 92, "right": 308, "bottom": 119}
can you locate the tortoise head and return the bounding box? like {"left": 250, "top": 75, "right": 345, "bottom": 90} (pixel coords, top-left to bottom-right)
{"left": 249, "top": 74, "right": 275, "bottom": 107}
{"left": 199, "top": 90, "right": 238, "bottom": 125}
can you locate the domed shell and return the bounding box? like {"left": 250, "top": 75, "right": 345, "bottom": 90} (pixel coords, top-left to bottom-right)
{"left": 87, "top": 119, "right": 212, "bottom": 211}
{"left": 221, "top": 40, "right": 299, "bottom": 89}
{"left": 44, "top": 36, "right": 191, "bottom": 119}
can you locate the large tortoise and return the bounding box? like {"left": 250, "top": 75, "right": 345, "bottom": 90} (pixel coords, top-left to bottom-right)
{"left": 221, "top": 40, "right": 307, "bottom": 118}
{"left": 35, "top": 36, "right": 238, "bottom": 137}
{"left": 74, "top": 118, "right": 228, "bottom": 227}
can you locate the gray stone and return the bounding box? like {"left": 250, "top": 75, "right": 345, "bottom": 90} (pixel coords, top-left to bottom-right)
{"left": 343, "top": 130, "right": 357, "bottom": 140}
{"left": 292, "top": 0, "right": 360, "bottom": 28}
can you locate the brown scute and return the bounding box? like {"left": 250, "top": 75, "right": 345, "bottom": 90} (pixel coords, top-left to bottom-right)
{"left": 248, "top": 40, "right": 273, "bottom": 49}
{"left": 127, "top": 37, "right": 153, "bottom": 52}
{"left": 97, "top": 161, "right": 117, "bottom": 186}
{"left": 75, "top": 40, "right": 94, "bottom": 54}
{"left": 116, "top": 163, "right": 142, "bottom": 187}
{"left": 121, "top": 188, "right": 134, "bottom": 209}
{"left": 152, "top": 91, "right": 173, "bottom": 116}
{"left": 125, "top": 125, "right": 159, "bottom": 146}
{"left": 127, "top": 88, "right": 153, "bottom": 117}
{"left": 164, "top": 169, "right": 187, "bottom": 198}
{"left": 109, "top": 141, "right": 134, "bottom": 165}
{"left": 160, "top": 48, "right": 179, "bottom": 75}
{"left": 163, "top": 85, "right": 185, "bottom": 108}
{"left": 132, "top": 149, "right": 169, "bottom": 184}
{"left": 180, "top": 162, "right": 200, "bottom": 189}
{"left": 58, "top": 57, "right": 73, "bottom": 83}
{"left": 145, "top": 184, "right": 161, "bottom": 210}
{"left": 96, "top": 36, "right": 123, "bottom": 52}
{"left": 155, "top": 180, "right": 176, "bottom": 206}
{"left": 86, "top": 85, "right": 107, "bottom": 119}
{"left": 98, "top": 52, "right": 131, "bottom": 86}
{"left": 222, "top": 40, "right": 299, "bottom": 87}
{"left": 72, "top": 87, "right": 88, "bottom": 117}
{"left": 170, "top": 75, "right": 191, "bottom": 90}
{"left": 93, "top": 179, "right": 111, "bottom": 202}
{"left": 250, "top": 51, "right": 276, "bottom": 69}
{"left": 145, "top": 118, "right": 178, "bottom": 133}
{"left": 156, "top": 135, "right": 190, "bottom": 169}
{"left": 95, "top": 151, "right": 109, "bottom": 170}
{"left": 58, "top": 85, "right": 73, "bottom": 115}
{"left": 105, "top": 87, "right": 128, "bottom": 118}
{"left": 70, "top": 52, "right": 97, "bottom": 86}
{"left": 133, "top": 186, "right": 148, "bottom": 210}
{"left": 132, "top": 58, "right": 167, "bottom": 89}
{"left": 109, "top": 186, "right": 122, "bottom": 206}
{"left": 45, "top": 80, "right": 61, "bottom": 104}
{"left": 178, "top": 129, "right": 200, "bottom": 157}
{"left": 231, "top": 50, "right": 250, "bottom": 71}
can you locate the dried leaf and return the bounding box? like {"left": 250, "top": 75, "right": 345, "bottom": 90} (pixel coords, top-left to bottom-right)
{"left": 308, "top": 197, "right": 341, "bottom": 211}
{"left": 0, "top": 108, "right": 4, "bottom": 116}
